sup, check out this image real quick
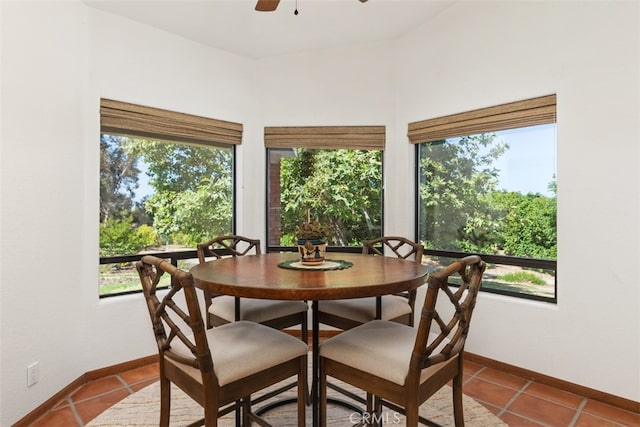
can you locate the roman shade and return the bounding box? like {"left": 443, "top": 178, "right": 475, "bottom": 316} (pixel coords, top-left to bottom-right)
{"left": 264, "top": 126, "right": 385, "bottom": 150}
{"left": 100, "top": 98, "right": 243, "bottom": 146}
{"left": 408, "top": 94, "right": 556, "bottom": 144}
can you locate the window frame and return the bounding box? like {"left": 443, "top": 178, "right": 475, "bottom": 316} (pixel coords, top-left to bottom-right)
{"left": 98, "top": 99, "right": 241, "bottom": 298}
{"left": 264, "top": 125, "right": 386, "bottom": 253}
{"left": 411, "top": 96, "right": 558, "bottom": 303}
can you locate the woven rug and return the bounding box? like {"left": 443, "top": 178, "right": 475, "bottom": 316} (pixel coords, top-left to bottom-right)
{"left": 87, "top": 376, "right": 505, "bottom": 427}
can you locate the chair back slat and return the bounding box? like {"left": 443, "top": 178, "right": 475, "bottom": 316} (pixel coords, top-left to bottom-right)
{"left": 362, "top": 236, "right": 424, "bottom": 264}
{"left": 136, "top": 256, "right": 214, "bottom": 374}
{"left": 362, "top": 236, "right": 425, "bottom": 325}
{"left": 197, "top": 235, "right": 261, "bottom": 263}
{"left": 411, "top": 255, "right": 486, "bottom": 371}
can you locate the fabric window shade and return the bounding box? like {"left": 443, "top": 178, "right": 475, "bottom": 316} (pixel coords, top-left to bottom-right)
{"left": 264, "top": 126, "right": 385, "bottom": 150}
{"left": 408, "top": 94, "right": 556, "bottom": 144}
{"left": 100, "top": 98, "right": 242, "bottom": 146}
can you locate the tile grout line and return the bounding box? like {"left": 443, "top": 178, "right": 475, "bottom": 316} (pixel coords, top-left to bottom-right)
{"left": 72, "top": 375, "right": 136, "bottom": 405}
{"left": 115, "top": 373, "right": 135, "bottom": 394}
{"left": 462, "top": 365, "right": 486, "bottom": 385}
{"left": 72, "top": 375, "right": 156, "bottom": 427}
{"left": 470, "top": 372, "right": 591, "bottom": 416}
{"left": 448, "top": 363, "right": 624, "bottom": 427}
{"left": 496, "top": 379, "right": 531, "bottom": 417}
{"left": 67, "top": 396, "right": 84, "bottom": 427}
{"left": 567, "top": 398, "right": 588, "bottom": 427}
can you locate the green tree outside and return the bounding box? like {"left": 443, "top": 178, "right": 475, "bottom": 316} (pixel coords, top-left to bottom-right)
{"left": 418, "top": 133, "right": 557, "bottom": 260}
{"left": 100, "top": 136, "right": 233, "bottom": 254}
{"left": 99, "top": 217, "right": 158, "bottom": 257}
{"left": 99, "top": 131, "right": 556, "bottom": 297}
{"left": 279, "top": 149, "right": 383, "bottom": 246}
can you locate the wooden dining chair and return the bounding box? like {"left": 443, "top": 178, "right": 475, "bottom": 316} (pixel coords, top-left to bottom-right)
{"left": 319, "top": 255, "right": 486, "bottom": 427}
{"left": 197, "top": 235, "right": 309, "bottom": 342}
{"left": 136, "top": 255, "right": 308, "bottom": 427}
{"left": 317, "top": 236, "right": 424, "bottom": 330}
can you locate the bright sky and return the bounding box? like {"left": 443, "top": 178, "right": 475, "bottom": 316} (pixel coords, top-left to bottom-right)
{"left": 493, "top": 124, "right": 557, "bottom": 197}
{"left": 133, "top": 162, "right": 152, "bottom": 203}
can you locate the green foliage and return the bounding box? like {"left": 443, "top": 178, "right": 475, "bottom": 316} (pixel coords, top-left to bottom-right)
{"left": 128, "top": 139, "right": 233, "bottom": 247}
{"left": 418, "top": 133, "right": 557, "bottom": 260}
{"left": 280, "top": 149, "right": 382, "bottom": 246}
{"left": 135, "top": 224, "right": 160, "bottom": 248}
{"left": 295, "top": 220, "right": 332, "bottom": 240}
{"left": 99, "top": 136, "right": 233, "bottom": 257}
{"left": 418, "top": 134, "right": 507, "bottom": 253}
{"left": 145, "top": 176, "right": 232, "bottom": 247}
{"left": 499, "top": 271, "right": 547, "bottom": 286}
{"left": 99, "top": 217, "right": 158, "bottom": 256}
{"left": 492, "top": 190, "right": 557, "bottom": 259}
{"left": 127, "top": 139, "right": 231, "bottom": 193}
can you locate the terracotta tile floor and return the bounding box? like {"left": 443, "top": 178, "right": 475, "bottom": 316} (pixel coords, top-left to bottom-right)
{"left": 29, "top": 359, "right": 639, "bottom": 426}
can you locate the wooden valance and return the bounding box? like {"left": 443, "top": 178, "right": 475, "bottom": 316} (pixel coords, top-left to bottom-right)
{"left": 408, "top": 94, "right": 556, "bottom": 144}
{"left": 264, "top": 126, "right": 385, "bottom": 150}
{"left": 100, "top": 98, "right": 243, "bottom": 146}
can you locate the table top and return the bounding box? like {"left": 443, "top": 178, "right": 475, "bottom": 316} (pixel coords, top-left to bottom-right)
{"left": 189, "top": 252, "right": 428, "bottom": 301}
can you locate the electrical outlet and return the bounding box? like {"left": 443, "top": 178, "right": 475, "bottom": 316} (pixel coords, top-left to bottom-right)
{"left": 27, "top": 362, "right": 39, "bottom": 387}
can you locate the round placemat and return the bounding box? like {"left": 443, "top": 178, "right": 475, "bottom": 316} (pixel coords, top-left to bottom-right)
{"left": 278, "top": 259, "right": 353, "bottom": 271}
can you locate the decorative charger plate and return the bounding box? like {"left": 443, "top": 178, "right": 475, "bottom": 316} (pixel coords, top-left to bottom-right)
{"left": 278, "top": 259, "right": 353, "bottom": 271}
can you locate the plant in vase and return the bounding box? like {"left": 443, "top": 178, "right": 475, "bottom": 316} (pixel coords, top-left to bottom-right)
{"left": 295, "top": 215, "right": 331, "bottom": 265}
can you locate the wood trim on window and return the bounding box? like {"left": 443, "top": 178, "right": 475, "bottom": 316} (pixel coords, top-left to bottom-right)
{"left": 100, "top": 98, "right": 243, "bottom": 146}
{"left": 264, "top": 126, "right": 385, "bottom": 150}
{"left": 408, "top": 94, "right": 556, "bottom": 144}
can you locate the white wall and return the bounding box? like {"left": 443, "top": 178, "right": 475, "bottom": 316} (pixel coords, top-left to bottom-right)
{"left": 395, "top": 0, "right": 639, "bottom": 402}
{"left": 0, "top": 2, "right": 258, "bottom": 424}
{"left": 1, "top": 2, "right": 91, "bottom": 424}
{"left": 254, "top": 41, "right": 412, "bottom": 237}
{"left": 1, "top": 1, "right": 638, "bottom": 425}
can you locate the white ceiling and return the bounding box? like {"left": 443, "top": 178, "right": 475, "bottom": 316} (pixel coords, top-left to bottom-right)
{"left": 83, "top": 0, "right": 455, "bottom": 59}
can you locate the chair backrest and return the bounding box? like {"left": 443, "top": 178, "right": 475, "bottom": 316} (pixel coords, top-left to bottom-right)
{"left": 362, "top": 236, "right": 424, "bottom": 264}
{"left": 197, "top": 235, "right": 261, "bottom": 264}
{"left": 411, "top": 255, "right": 486, "bottom": 371}
{"left": 136, "top": 256, "right": 214, "bottom": 381}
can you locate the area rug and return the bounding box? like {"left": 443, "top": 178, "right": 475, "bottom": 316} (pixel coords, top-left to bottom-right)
{"left": 87, "top": 376, "right": 505, "bottom": 427}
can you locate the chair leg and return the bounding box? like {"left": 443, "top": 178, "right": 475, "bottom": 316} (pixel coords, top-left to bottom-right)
{"left": 205, "top": 293, "right": 213, "bottom": 329}
{"left": 366, "top": 392, "right": 374, "bottom": 414}
{"left": 319, "top": 359, "right": 327, "bottom": 427}
{"left": 302, "top": 314, "right": 311, "bottom": 405}
{"left": 203, "top": 398, "right": 218, "bottom": 427}
{"left": 235, "top": 400, "right": 242, "bottom": 427}
{"left": 452, "top": 372, "right": 465, "bottom": 427}
{"left": 364, "top": 394, "right": 384, "bottom": 426}
{"left": 302, "top": 311, "right": 309, "bottom": 344}
{"left": 242, "top": 396, "right": 251, "bottom": 426}
{"left": 298, "top": 357, "right": 307, "bottom": 427}
{"left": 405, "top": 401, "right": 419, "bottom": 427}
{"left": 159, "top": 377, "right": 171, "bottom": 427}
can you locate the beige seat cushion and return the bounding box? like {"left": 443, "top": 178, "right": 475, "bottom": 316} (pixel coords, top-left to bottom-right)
{"left": 319, "top": 319, "right": 449, "bottom": 386}
{"left": 318, "top": 295, "right": 411, "bottom": 323}
{"left": 167, "top": 321, "right": 308, "bottom": 386}
{"left": 210, "top": 296, "right": 308, "bottom": 323}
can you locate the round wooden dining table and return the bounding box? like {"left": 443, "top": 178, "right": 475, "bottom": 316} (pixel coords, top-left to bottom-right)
{"left": 189, "top": 252, "right": 429, "bottom": 427}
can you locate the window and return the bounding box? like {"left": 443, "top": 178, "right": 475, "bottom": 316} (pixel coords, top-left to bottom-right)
{"left": 99, "top": 99, "right": 240, "bottom": 297}
{"left": 411, "top": 95, "right": 557, "bottom": 302}
{"left": 265, "top": 126, "right": 384, "bottom": 250}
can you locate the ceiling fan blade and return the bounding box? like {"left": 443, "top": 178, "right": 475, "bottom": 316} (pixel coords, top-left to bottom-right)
{"left": 255, "top": 0, "right": 280, "bottom": 12}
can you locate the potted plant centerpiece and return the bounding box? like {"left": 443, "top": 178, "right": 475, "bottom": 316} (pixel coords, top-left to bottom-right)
{"left": 295, "top": 211, "right": 331, "bottom": 265}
